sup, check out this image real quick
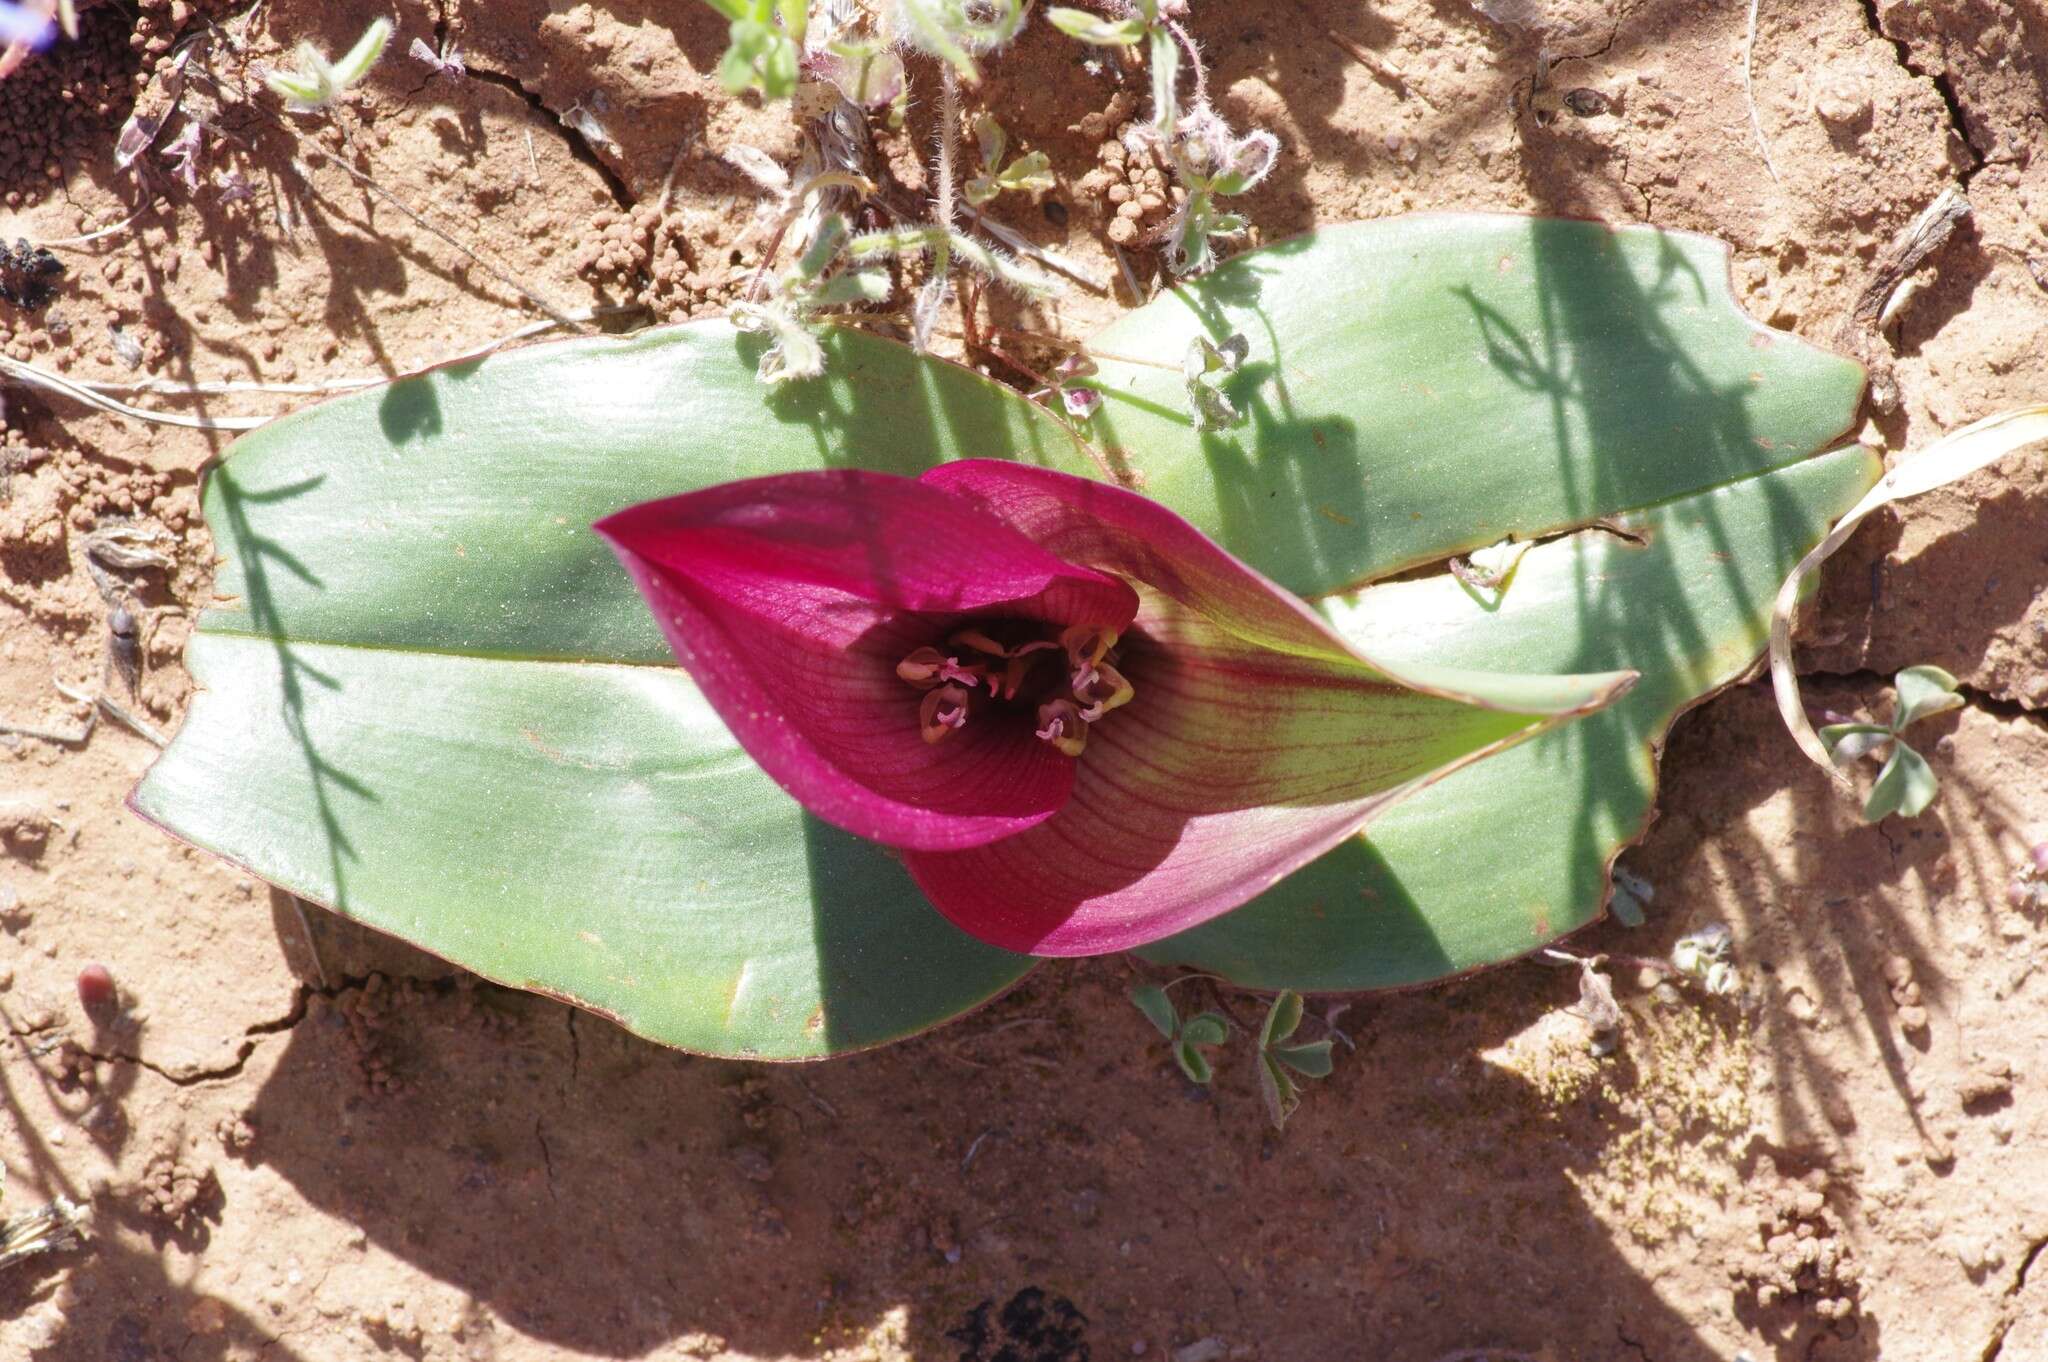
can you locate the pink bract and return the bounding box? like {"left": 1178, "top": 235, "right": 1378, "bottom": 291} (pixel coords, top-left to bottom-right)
{"left": 597, "top": 461, "right": 1616, "bottom": 957}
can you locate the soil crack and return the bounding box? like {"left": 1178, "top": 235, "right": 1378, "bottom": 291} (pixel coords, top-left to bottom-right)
{"left": 63, "top": 984, "right": 314, "bottom": 1087}
{"left": 460, "top": 64, "right": 636, "bottom": 210}
{"left": 534, "top": 1115, "right": 559, "bottom": 1201}
{"left": 1854, "top": 0, "right": 1987, "bottom": 184}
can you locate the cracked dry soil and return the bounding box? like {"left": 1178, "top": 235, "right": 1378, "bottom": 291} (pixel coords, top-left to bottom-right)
{"left": 3, "top": 0, "right": 2048, "bottom": 1359}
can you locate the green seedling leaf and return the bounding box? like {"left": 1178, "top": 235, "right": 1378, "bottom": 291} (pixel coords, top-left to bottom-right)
{"left": 1046, "top": 7, "right": 1145, "bottom": 44}
{"left": 1260, "top": 989, "right": 1305, "bottom": 1048}
{"left": 1818, "top": 721, "right": 1892, "bottom": 756}
{"left": 895, "top": 0, "right": 1025, "bottom": 82}
{"left": 1175, "top": 1011, "right": 1229, "bottom": 1085}
{"left": 967, "top": 150, "right": 1055, "bottom": 206}
{"left": 1892, "top": 664, "right": 1963, "bottom": 731}
{"left": 707, "top": 0, "right": 801, "bottom": 100}
{"left": 1129, "top": 982, "right": 1179, "bottom": 1039}
{"left": 1258, "top": 1053, "right": 1300, "bottom": 1129}
{"left": 973, "top": 113, "right": 1007, "bottom": 171}
{"left": 1148, "top": 24, "right": 1179, "bottom": 132}
{"left": 1180, "top": 1012, "right": 1229, "bottom": 1048}
{"left": 1865, "top": 742, "right": 1940, "bottom": 821}
{"left": 1273, "top": 1039, "right": 1335, "bottom": 1078}
{"left": 265, "top": 17, "right": 392, "bottom": 112}
{"left": 1182, "top": 334, "right": 1248, "bottom": 431}
{"left": 1207, "top": 131, "right": 1280, "bottom": 198}
{"left": 799, "top": 268, "right": 892, "bottom": 307}
{"left": 728, "top": 302, "right": 825, "bottom": 384}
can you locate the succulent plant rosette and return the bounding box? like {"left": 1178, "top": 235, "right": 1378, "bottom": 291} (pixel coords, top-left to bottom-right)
{"left": 134, "top": 217, "right": 1880, "bottom": 1060}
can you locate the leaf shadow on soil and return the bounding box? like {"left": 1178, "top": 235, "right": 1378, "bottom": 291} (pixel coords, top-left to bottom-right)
{"left": 210, "top": 921, "right": 1887, "bottom": 1362}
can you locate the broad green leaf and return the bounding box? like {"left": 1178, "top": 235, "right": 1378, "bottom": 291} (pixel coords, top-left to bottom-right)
{"left": 1866, "top": 743, "right": 1939, "bottom": 821}
{"left": 1892, "top": 664, "right": 1963, "bottom": 731}
{"left": 136, "top": 216, "right": 1875, "bottom": 1050}
{"left": 136, "top": 323, "right": 1098, "bottom": 1059}
{"left": 1129, "top": 983, "right": 1178, "bottom": 1039}
{"left": 191, "top": 323, "right": 1095, "bottom": 663}
{"left": 140, "top": 635, "right": 1013, "bottom": 1057}
{"left": 1140, "top": 444, "right": 1882, "bottom": 989}
{"left": 1180, "top": 1012, "right": 1229, "bottom": 1048}
{"left": 1080, "top": 216, "right": 1865, "bottom": 596}
{"left": 1175, "top": 1041, "right": 1213, "bottom": 1085}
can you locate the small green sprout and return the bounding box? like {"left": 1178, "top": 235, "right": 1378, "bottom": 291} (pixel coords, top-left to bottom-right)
{"left": 892, "top": 0, "right": 1028, "bottom": 83}
{"left": 1256, "top": 990, "right": 1334, "bottom": 1129}
{"left": 1182, "top": 332, "right": 1248, "bottom": 432}
{"left": 263, "top": 16, "right": 393, "bottom": 113}
{"left": 1044, "top": 7, "right": 1147, "bottom": 45}
{"left": 1164, "top": 107, "right": 1278, "bottom": 275}
{"left": 733, "top": 212, "right": 894, "bottom": 385}
{"left": 1817, "top": 664, "right": 1964, "bottom": 821}
{"left": 1128, "top": 981, "right": 1229, "bottom": 1084}
{"left": 964, "top": 115, "right": 1054, "bottom": 207}
{"left": 1670, "top": 923, "right": 1738, "bottom": 996}
{"left": 700, "top": 0, "right": 805, "bottom": 100}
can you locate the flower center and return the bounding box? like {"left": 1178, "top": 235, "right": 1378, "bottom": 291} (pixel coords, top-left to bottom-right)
{"left": 896, "top": 621, "right": 1135, "bottom": 756}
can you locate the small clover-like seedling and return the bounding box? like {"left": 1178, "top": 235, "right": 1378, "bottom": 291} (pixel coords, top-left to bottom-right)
{"left": 1256, "top": 990, "right": 1334, "bottom": 1129}
{"left": 1670, "top": 922, "right": 1740, "bottom": 997}
{"left": 1818, "top": 664, "right": 1964, "bottom": 821}
{"left": 263, "top": 17, "right": 393, "bottom": 113}
{"left": 1128, "top": 982, "right": 1229, "bottom": 1084}
{"left": 964, "top": 115, "right": 1054, "bottom": 208}
{"left": 1165, "top": 107, "right": 1278, "bottom": 275}
{"left": 700, "top": 0, "right": 804, "bottom": 100}
{"left": 1183, "top": 332, "right": 1249, "bottom": 432}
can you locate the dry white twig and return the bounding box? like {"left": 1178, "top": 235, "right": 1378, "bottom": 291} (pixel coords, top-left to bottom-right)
{"left": 0, "top": 307, "right": 640, "bottom": 429}
{"left": 1743, "top": 0, "right": 1782, "bottom": 185}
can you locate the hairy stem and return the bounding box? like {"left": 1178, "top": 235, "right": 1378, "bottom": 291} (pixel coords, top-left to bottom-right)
{"left": 1165, "top": 17, "right": 1206, "bottom": 109}
{"left": 936, "top": 60, "right": 961, "bottom": 230}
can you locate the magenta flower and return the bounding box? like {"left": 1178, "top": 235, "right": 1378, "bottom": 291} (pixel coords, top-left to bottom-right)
{"left": 595, "top": 461, "right": 1626, "bottom": 956}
